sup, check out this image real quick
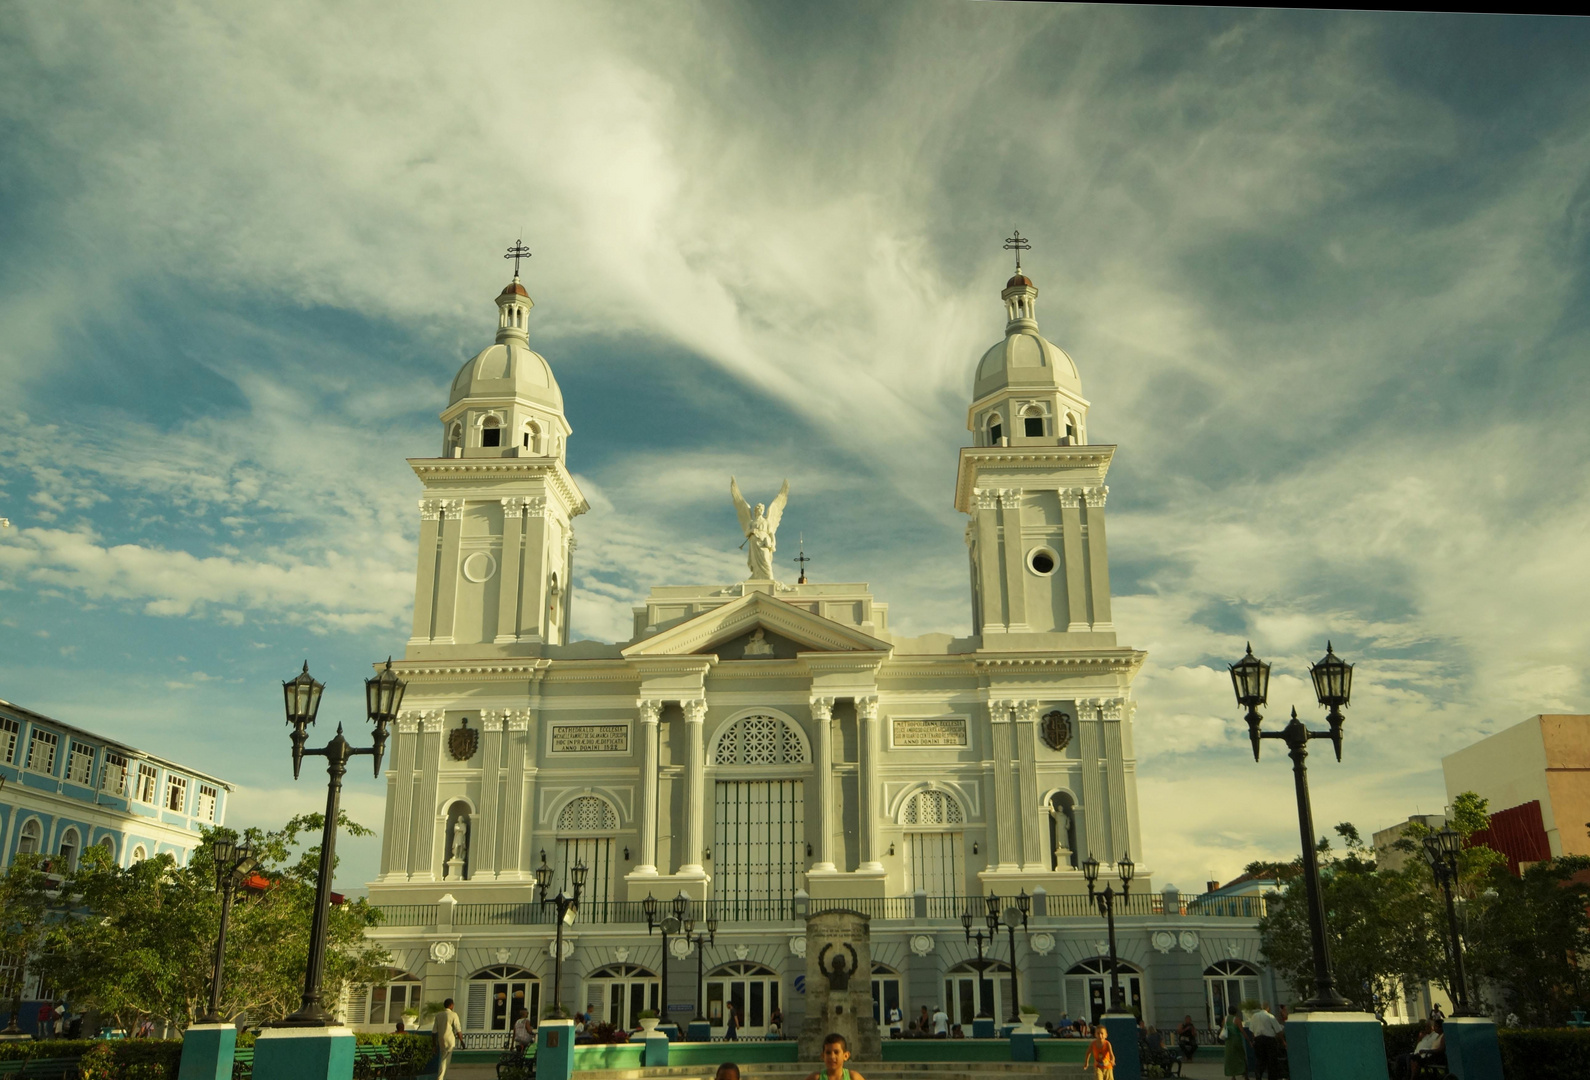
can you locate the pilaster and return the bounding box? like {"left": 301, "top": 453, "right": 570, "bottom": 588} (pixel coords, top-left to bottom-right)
{"left": 431, "top": 500, "right": 465, "bottom": 643}
{"left": 410, "top": 712, "right": 444, "bottom": 880}
{"left": 382, "top": 713, "right": 420, "bottom": 879}
{"left": 998, "top": 491, "right": 1028, "bottom": 632}
{"left": 1014, "top": 700, "right": 1043, "bottom": 868}
{"left": 1083, "top": 489, "right": 1113, "bottom": 630}
{"left": 411, "top": 500, "right": 444, "bottom": 641}
{"left": 1060, "top": 490, "right": 1088, "bottom": 633}
{"left": 974, "top": 491, "right": 1004, "bottom": 632}
{"left": 500, "top": 707, "right": 532, "bottom": 878}
{"left": 494, "top": 498, "right": 528, "bottom": 643}
{"left": 477, "top": 711, "right": 504, "bottom": 878}
{"left": 988, "top": 699, "right": 1020, "bottom": 871}
{"left": 1098, "top": 697, "right": 1131, "bottom": 860}
{"left": 1076, "top": 702, "right": 1106, "bottom": 862}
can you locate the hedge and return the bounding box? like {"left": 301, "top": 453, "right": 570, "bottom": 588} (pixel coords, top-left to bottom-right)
{"left": 1496, "top": 1028, "right": 1590, "bottom": 1080}
{"left": 0, "top": 1032, "right": 433, "bottom": 1080}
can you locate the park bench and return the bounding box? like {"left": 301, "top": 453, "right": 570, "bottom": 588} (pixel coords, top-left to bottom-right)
{"left": 231, "top": 1045, "right": 254, "bottom": 1079}
{"left": 0, "top": 1058, "right": 82, "bottom": 1079}
{"left": 353, "top": 1043, "right": 396, "bottom": 1078}
{"left": 496, "top": 1040, "right": 536, "bottom": 1080}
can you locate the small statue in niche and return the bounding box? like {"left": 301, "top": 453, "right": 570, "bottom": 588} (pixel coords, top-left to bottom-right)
{"left": 743, "top": 628, "right": 775, "bottom": 657}
{"left": 818, "top": 942, "right": 859, "bottom": 992}
{"left": 451, "top": 817, "right": 469, "bottom": 862}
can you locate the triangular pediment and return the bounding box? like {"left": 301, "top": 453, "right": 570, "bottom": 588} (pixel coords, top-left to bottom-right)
{"left": 621, "top": 591, "right": 892, "bottom": 659}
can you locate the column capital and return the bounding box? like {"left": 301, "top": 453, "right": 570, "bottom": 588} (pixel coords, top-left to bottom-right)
{"left": 1084, "top": 485, "right": 1109, "bottom": 508}
{"left": 505, "top": 709, "right": 533, "bottom": 732}
{"left": 418, "top": 498, "right": 444, "bottom": 520}
{"left": 987, "top": 699, "right": 1015, "bottom": 723}
{"left": 481, "top": 710, "right": 505, "bottom": 733}
{"left": 682, "top": 699, "right": 708, "bottom": 724}
{"left": 420, "top": 711, "right": 445, "bottom": 733}
{"left": 997, "top": 489, "right": 1022, "bottom": 509}
{"left": 1014, "top": 700, "right": 1042, "bottom": 724}
{"left": 810, "top": 696, "right": 836, "bottom": 720}
{"left": 855, "top": 695, "right": 879, "bottom": 722}
{"left": 973, "top": 489, "right": 999, "bottom": 510}
{"left": 637, "top": 699, "right": 663, "bottom": 724}
{"left": 438, "top": 498, "right": 466, "bottom": 520}
{"left": 396, "top": 711, "right": 422, "bottom": 734}
{"left": 1058, "top": 488, "right": 1083, "bottom": 509}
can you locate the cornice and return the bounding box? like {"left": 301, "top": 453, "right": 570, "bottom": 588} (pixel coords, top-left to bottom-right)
{"left": 407, "top": 458, "right": 589, "bottom": 517}
{"left": 953, "top": 444, "right": 1116, "bottom": 513}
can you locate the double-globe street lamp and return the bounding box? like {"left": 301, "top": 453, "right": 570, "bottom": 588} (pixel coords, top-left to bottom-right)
{"left": 1083, "top": 852, "right": 1135, "bottom": 1012}
{"left": 960, "top": 902, "right": 998, "bottom": 1021}
{"left": 1228, "top": 641, "right": 1353, "bottom": 1010}
{"left": 1423, "top": 826, "right": 1476, "bottom": 1015}
{"left": 645, "top": 893, "right": 691, "bottom": 1031}
{"left": 534, "top": 855, "right": 588, "bottom": 1018}
{"left": 201, "top": 835, "right": 259, "bottom": 1023}
{"left": 991, "top": 891, "right": 1031, "bottom": 1025}
{"left": 278, "top": 659, "right": 406, "bottom": 1025}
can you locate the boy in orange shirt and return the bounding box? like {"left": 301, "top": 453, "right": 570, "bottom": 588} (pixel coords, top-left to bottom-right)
{"left": 1084, "top": 1024, "right": 1115, "bottom": 1080}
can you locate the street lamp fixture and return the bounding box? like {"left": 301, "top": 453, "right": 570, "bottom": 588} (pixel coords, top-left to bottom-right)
{"left": 646, "top": 892, "right": 692, "bottom": 1032}
{"left": 201, "top": 835, "right": 258, "bottom": 1023}
{"left": 536, "top": 854, "right": 586, "bottom": 1017}
{"left": 1083, "top": 852, "right": 1134, "bottom": 1013}
{"left": 1423, "top": 826, "right": 1476, "bottom": 1015}
{"left": 993, "top": 891, "right": 1031, "bottom": 1024}
{"left": 962, "top": 903, "right": 996, "bottom": 1020}
{"left": 277, "top": 659, "right": 404, "bottom": 1026}
{"left": 1228, "top": 641, "right": 1353, "bottom": 1011}
{"left": 690, "top": 916, "right": 718, "bottom": 1025}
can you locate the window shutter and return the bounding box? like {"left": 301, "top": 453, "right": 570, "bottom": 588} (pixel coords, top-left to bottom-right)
{"left": 345, "top": 987, "right": 368, "bottom": 1025}
{"left": 466, "top": 982, "right": 488, "bottom": 1030}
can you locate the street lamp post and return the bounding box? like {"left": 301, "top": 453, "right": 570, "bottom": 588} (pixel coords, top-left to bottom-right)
{"left": 645, "top": 893, "right": 691, "bottom": 1032}
{"left": 535, "top": 855, "right": 587, "bottom": 1018}
{"left": 961, "top": 904, "right": 997, "bottom": 1021}
{"left": 690, "top": 917, "right": 718, "bottom": 1025}
{"left": 1423, "top": 826, "right": 1475, "bottom": 1015}
{"left": 1083, "top": 853, "right": 1134, "bottom": 1012}
{"left": 276, "top": 659, "right": 405, "bottom": 1025}
{"left": 1228, "top": 641, "right": 1353, "bottom": 1011}
{"left": 992, "top": 891, "right": 1031, "bottom": 1024}
{"left": 201, "top": 835, "right": 258, "bottom": 1023}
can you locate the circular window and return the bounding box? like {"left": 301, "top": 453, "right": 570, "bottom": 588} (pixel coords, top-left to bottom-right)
{"left": 1027, "top": 548, "right": 1058, "bottom": 576}
{"left": 462, "top": 551, "right": 498, "bottom": 583}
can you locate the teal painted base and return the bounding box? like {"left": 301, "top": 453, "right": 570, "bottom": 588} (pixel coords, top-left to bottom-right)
{"left": 686, "top": 1020, "right": 712, "bottom": 1041}
{"left": 1444, "top": 1016, "right": 1503, "bottom": 1080}
{"left": 253, "top": 1025, "right": 355, "bottom": 1080}
{"left": 1285, "top": 1011, "right": 1389, "bottom": 1080}
{"left": 1104, "top": 1013, "right": 1141, "bottom": 1080}
{"left": 644, "top": 1033, "right": 671, "bottom": 1066}
{"left": 659, "top": 1022, "right": 682, "bottom": 1041}
{"left": 536, "top": 1018, "right": 576, "bottom": 1080}
{"left": 178, "top": 1023, "right": 237, "bottom": 1080}
{"left": 1010, "top": 1031, "right": 1036, "bottom": 1061}
{"left": 972, "top": 1017, "right": 996, "bottom": 1038}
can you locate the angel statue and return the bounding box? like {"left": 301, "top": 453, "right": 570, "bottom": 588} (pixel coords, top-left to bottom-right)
{"left": 729, "top": 477, "right": 789, "bottom": 581}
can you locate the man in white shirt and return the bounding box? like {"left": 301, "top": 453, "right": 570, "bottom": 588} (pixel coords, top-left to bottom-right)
{"left": 887, "top": 1005, "right": 903, "bottom": 1039}
{"left": 931, "top": 1006, "right": 949, "bottom": 1038}
{"left": 432, "top": 998, "right": 464, "bottom": 1080}
{"left": 1246, "top": 1004, "right": 1283, "bottom": 1079}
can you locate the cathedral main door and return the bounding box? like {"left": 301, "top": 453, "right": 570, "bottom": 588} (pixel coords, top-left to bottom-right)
{"left": 713, "top": 779, "right": 805, "bottom": 917}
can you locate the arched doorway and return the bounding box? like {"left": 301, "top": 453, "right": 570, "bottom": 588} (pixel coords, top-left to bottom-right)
{"left": 870, "top": 963, "right": 901, "bottom": 1033}
{"left": 707, "top": 962, "right": 780, "bottom": 1038}
{"left": 712, "top": 713, "right": 808, "bottom": 913}
{"left": 945, "top": 959, "right": 1011, "bottom": 1029}
{"left": 901, "top": 788, "right": 966, "bottom": 897}
{"left": 1204, "top": 959, "right": 1261, "bottom": 1028}
{"left": 554, "top": 794, "right": 617, "bottom": 907}
{"left": 585, "top": 963, "right": 658, "bottom": 1031}
{"left": 1065, "top": 958, "right": 1142, "bottom": 1023}
{"left": 464, "top": 966, "right": 539, "bottom": 1034}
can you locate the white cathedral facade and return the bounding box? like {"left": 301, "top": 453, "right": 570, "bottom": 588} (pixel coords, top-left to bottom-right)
{"left": 356, "top": 259, "right": 1276, "bottom": 1043}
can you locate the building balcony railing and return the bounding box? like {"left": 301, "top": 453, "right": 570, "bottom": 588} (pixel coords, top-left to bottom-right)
{"left": 371, "top": 891, "right": 1268, "bottom": 930}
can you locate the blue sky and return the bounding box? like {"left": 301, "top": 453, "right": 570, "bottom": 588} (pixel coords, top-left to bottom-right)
{"left": 2, "top": 4, "right": 1589, "bottom": 891}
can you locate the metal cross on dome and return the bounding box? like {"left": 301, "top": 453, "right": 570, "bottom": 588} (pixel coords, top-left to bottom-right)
{"left": 505, "top": 238, "right": 533, "bottom": 276}
{"left": 793, "top": 535, "right": 811, "bottom": 585}
{"left": 1004, "top": 228, "right": 1031, "bottom": 272}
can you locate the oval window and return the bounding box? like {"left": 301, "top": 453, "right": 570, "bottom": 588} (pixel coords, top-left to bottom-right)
{"left": 1028, "top": 548, "right": 1057, "bottom": 576}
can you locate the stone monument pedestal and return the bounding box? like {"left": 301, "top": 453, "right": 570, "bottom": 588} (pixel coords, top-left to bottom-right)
{"left": 797, "top": 909, "right": 881, "bottom": 1062}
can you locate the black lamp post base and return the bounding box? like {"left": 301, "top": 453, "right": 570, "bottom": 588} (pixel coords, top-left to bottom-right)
{"left": 276, "top": 1004, "right": 339, "bottom": 1027}
{"left": 1295, "top": 991, "right": 1353, "bottom": 1013}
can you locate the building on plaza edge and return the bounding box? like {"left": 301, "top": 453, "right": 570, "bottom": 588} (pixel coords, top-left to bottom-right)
{"left": 355, "top": 258, "right": 1281, "bottom": 1044}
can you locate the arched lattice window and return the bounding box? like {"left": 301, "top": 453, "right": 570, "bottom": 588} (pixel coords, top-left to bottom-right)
{"left": 712, "top": 715, "right": 807, "bottom": 765}
{"left": 480, "top": 415, "right": 502, "bottom": 447}
{"left": 557, "top": 796, "right": 617, "bottom": 832}
{"left": 465, "top": 966, "right": 539, "bottom": 1033}
{"left": 17, "top": 819, "right": 42, "bottom": 855}
{"left": 902, "top": 789, "right": 964, "bottom": 826}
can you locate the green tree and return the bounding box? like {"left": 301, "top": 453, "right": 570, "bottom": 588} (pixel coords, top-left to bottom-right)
{"left": 0, "top": 852, "right": 53, "bottom": 1028}
{"left": 1465, "top": 856, "right": 1590, "bottom": 1024}
{"left": 41, "top": 811, "right": 389, "bottom": 1031}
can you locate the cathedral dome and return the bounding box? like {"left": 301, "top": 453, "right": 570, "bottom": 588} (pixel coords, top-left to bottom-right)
{"left": 448, "top": 341, "right": 564, "bottom": 411}
{"left": 973, "top": 329, "right": 1080, "bottom": 401}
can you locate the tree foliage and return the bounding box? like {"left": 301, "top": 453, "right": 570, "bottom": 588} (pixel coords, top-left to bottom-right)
{"left": 1465, "top": 856, "right": 1590, "bottom": 1025}
{"left": 5, "top": 811, "right": 390, "bottom": 1031}
{"left": 0, "top": 852, "right": 52, "bottom": 1022}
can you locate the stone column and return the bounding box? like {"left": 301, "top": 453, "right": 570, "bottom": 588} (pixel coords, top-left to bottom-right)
{"left": 1101, "top": 698, "right": 1132, "bottom": 860}
{"left": 381, "top": 713, "right": 420, "bottom": 878}
{"left": 477, "top": 711, "right": 504, "bottom": 878}
{"left": 857, "top": 696, "right": 883, "bottom": 872}
{"left": 1060, "top": 490, "right": 1089, "bottom": 633}
{"left": 998, "top": 490, "right": 1028, "bottom": 631}
{"left": 495, "top": 498, "right": 528, "bottom": 643}
{"left": 411, "top": 712, "right": 444, "bottom": 880}
{"left": 432, "top": 500, "right": 465, "bottom": 643}
{"left": 634, "top": 699, "right": 663, "bottom": 876}
{"left": 989, "top": 700, "right": 1020, "bottom": 870}
{"left": 500, "top": 708, "right": 531, "bottom": 878}
{"left": 1014, "top": 700, "right": 1044, "bottom": 869}
{"left": 1076, "top": 702, "right": 1107, "bottom": 862}
{"left": 1083, "top": 488, "right": 1114, "bottom": 630}
{"left": 811, "top": 696, "right": 837, "bottom": 872}
{"left": 973, "top": 491, "right": 1004, "bottom": 632}
{"left": 680, "top": 699, "right": 708, "bottom": 877}
{"left": 520, "top": 498, "right": 550, "bottom": 641}
{"left": 411, "top": 500, "right": 444, "bottom": 641}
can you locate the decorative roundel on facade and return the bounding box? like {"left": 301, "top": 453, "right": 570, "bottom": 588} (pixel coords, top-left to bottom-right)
{"left": 448, "top": 718, "right": 480, "bottom": 761}
{"left": 1152, "top": 930, "right": 1176, "bottom": 954}
{"left": 1026, "top": 547, "right": 1058, "bottom": 577}
{"left": 1029, "top": 932, "right": 1056, "bottom": 956}
{"left": 1179, "top": 930, "right": 1201, "bottom": 953}
{"left": 430, "top": 940, "right": 456, "bottom": 963}
{"left": 909, "top": 934, "right": 935, "bottom": 957}
{"left": 789, "top": 936, "right": 808, "bottom": 957}
{"left": 462, "top": 551, "right": 498, "bottom": 583}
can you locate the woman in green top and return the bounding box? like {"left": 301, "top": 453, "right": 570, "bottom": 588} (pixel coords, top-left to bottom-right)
{"left": 1222, "top": 1009, "right": 1248, "bottom": 1078}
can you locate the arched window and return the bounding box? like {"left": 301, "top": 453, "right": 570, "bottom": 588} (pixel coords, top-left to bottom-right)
{"left": 465, "top": 966, "right": 539, "bottom": 1033}
{"left": 480, "top": 416, "right": 502, "bottom": 447}
{"left": 553, "top": 795, "right": 616, "bottom": 905}
{"left": 706, "top": 962, "right": 780, "bottom": 1036}
{"left": 523, "top": 420, "right": 541, "bottom": 453}
{"left": 444, "top": 801, "right": 471, "bottom": 881}
{"left": 17, "top": 819, "right": 42, "bottom": 856}
{"left": 96, "top": 835, "right": 115, "bottom": 862}
{"left": 945, "top": 959, "right": 1011, "bottom": 1028}
{"left": 988, "top": 414, "right": 1004, "bottom": 446}
{"left": 871, "top": 963, "right": 901, "bottom": 1027}
{"left": 1064, "top": 414, "right": 1079, "bottom": 445}
{"left": 445, "top": 422, "right": 463, "bottom": 456}
{"left": 1050, "top": 792, "right": 1078, "bottom": 870}
{"left": 1066, "top": 957, "right": 1143, "bottom": 1023}
{"left": 901, "top": 789, "right": 965, "bottom": 898}
{"left": 1021, "top": 406, "right": 1045, "bottom": 438}
{"left": 1204, "top": 960, "right": 1261, "bottom": 1028}
{"left": 58, "top": 828, "right": 80, "bottom": 873}
{"left": 346, "top": 967, "right": 423, "bottom": 1028}
{"left": 587, "top": 964, "right": 658, "bottom": 1030}
{"left": 131, "top": 844, "right": 148, "bottom": 862}
{"left": 712, "top": 714, "right": 807, "bottom": 765}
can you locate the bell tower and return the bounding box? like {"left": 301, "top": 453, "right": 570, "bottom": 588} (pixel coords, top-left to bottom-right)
{"left": 954, "top": 252, "right": 1114, "bottom": 645}
{"left": 407, "top": 249, "right": 588, "bottom": 658}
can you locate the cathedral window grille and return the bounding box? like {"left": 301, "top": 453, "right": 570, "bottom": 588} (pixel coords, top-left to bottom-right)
{"left": 0, "top": 716, "right": 17, "bottom": 765}
{"left": 902, "top": 789, "right": 964, "bottom": 826}
{"left": 1066, "top": 958, "right": 1143, "bottom": 1023}
{"left": 557, "top": 795, "right": 618, "bottom": 832}
{"left": 555, "top": 796, "right": 616, "bottom": 907}
{"left": 712, "top": 714, "right": 807, "bottom": 765}
{"left": 26, "top": 729, "right": 57, "bottom": 774}
{"left": 714, "top": 779, "right": 805, "bottom": 913}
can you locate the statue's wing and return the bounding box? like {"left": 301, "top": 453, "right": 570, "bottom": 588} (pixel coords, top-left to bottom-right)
{"left": 765, "top": 479, "right": 790, "bottom": 533}
{"left": 729, "top": 476, "right": 752, "bottom": 533}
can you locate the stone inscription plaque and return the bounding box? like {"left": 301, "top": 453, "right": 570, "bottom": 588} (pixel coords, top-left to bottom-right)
{"left": 550, "top": 724, "right": 629, "bottom": 753}
{"left": 891, "top": 718, "right": 968, "bottom": 748}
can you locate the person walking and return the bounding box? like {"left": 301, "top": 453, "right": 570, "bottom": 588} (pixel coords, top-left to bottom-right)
{"left": 725, "top": 1002, "right": 740, "bottom": 1041}
{"left": 1222, "top": 1008, "right": 1247, "bottom": 1079}
{"left": 1176, "top": 1015, "right": 1199, "bottom": 1062}
{"left": 1247, "top": 1003, "right": 1283, "bottom": 1080}
{"left": 432, "top": 998, "right": 464, "bottom": 1080}
{"left": 1085, "top": 1024, "right": 1116, "bottom": 1080}
{"left": 931, "top": 1005, "right": 949, "bottom": 1038}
